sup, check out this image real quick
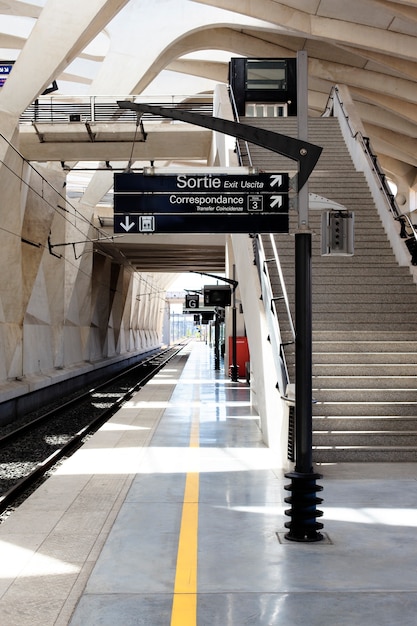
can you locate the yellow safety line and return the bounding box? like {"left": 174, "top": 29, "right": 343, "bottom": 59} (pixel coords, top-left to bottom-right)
{"left": 170, "top": 409, "right": 200, "bottom": 626}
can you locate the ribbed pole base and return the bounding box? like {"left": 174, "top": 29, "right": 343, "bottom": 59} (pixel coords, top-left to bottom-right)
{"left": 284, "top": 471, "right": 324, "bottom": 542}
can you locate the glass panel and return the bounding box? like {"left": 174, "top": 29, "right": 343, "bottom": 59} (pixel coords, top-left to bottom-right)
{"left": 246, "top": 60, "right": 287, "bottom": 90}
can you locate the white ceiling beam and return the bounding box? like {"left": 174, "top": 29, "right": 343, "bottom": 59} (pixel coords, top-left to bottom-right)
{"left": 364, "top": 122, "right": 417, "bottom": 165}
{"left": 193, "top": 0, "right": 417, "bottom": 60}
{"left": 309, "top": 58, "right": 417, "bottom": 105}
{"left": 350, "top": 87, "right": 417, "bottom": 125}
{"left": 0, "top": 0, "right": 129, "bottom": 116}
{"left": 131, "top": 27, "right": 294, "bottom": 94}
{"left": 339, "top": 45, "right": 417, "bottom": 82}
{"left": 0, "top": 1, "right": 41, "bottom": 18}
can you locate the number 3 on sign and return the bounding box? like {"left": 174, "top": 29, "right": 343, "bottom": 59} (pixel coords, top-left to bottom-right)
{"left": 248, "top": 195, "right": 263, "bottom": 212}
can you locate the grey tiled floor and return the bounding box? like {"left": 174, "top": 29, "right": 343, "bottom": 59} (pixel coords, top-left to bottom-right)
{"left": 1, "top": 341, "right": 417, "bottom": 625}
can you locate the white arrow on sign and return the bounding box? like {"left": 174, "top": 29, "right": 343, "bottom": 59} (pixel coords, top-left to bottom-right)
{"left": 120, "top": 216, "right": 136, "bottom": 232}
{"left": 269, "top": 174, "right": 283, "bottom": 188}
{"left": 270, "top": 195, "right": 283, "bottom": 208}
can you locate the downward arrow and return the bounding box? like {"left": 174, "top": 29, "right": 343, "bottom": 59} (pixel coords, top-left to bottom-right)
{"left": 269, "top": 174, "right": 283, "bottom": 188}
{"left": 120, "top": 216, "right": 135, "bottom": 232}
{"left": 271, "top": 195, "right": 283, "bottom": 208}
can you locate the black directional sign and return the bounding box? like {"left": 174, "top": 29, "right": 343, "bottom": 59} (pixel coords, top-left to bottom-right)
{"left": 114, "top": 192, "right": 289, "bottom": 214}
{"left": 113, "top": 172, "right": 290, "bottom": 234}
{"left": 114, "top": 172, "right": 289, "bottom": 193}
{"left": 113, "top": 213, "right": 289, "bottom": 234}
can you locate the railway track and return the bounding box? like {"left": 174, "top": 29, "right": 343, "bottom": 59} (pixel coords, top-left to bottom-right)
{"left": 0, "top": 344, "right": 187, "bottom": 518}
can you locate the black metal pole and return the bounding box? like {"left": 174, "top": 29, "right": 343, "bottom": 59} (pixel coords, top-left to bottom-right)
{"left": 284, "top": 230, "right": 323, "bottom": 542}
{"left": 214, "top": 311, "right": 220, "bottom": 370}
{"left": 295, "top": 231, "right": 313, "bottom": 472}
{"left": 284, "top": 51, "right": 323, "bottom": 542}
{"left": 230, "top": 265, "right": 238, "bottom": 382}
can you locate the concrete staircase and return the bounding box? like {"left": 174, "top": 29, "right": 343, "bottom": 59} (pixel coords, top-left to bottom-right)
{"left": 240, "top": 116, "right": 417, "bottom": 462}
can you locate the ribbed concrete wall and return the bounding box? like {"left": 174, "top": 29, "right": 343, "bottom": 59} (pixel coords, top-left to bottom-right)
{"left": 0, "top": 142, "right": 164, "bottom": 406}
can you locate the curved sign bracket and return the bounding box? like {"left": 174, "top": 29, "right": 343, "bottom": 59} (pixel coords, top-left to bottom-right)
{"left": 117, "top": 101, "right": 322, "bottom": 191}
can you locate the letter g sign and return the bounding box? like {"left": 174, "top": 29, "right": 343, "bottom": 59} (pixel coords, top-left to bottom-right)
{"left": 185, "top": 295, "right": 199, "bottom": 309}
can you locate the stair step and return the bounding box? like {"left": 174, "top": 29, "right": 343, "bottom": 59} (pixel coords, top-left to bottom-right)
{"left": 313, "top": 447, "right": 417, "bottom": 462}
{"left": 283, "top": 279, "right": 414, "bottom": 288}
{"left": 313, "top": 341, "right": 417, "bottom": 352}
{"left": 312, "top": 303, "right": 417, "bottom": 313}
{"left": 312, "top": 331, "right": 417, "bottom": 341}
{"left": 310, "top": 297, "right": 417, "bottom": 307}
{"left": 313, "top": 401, "right": 417, "bottom": 416}
{"left": 312, "top": 364, "right": 416, "bottom": 374}
{"left": 313, "top": 416, "right": 417, "bottom": 430}
{"left": 309, "top": 285, "right": 417, "bottom": 294}
{"left": 313, "top": 388, "right": 417, "bottom": 401}
{"left": 313, "top": 322, "right": 417, "bottom": 331}
{"left": 313, "top": 432, "right": 417, "bottom": 446}
{"left": 270, "top": 265, "right": 411, "bottom": 274}
{"left": 313, "top": 376, "right": 417, "bottom": 389}
{"left": 312, "top": 352, "right": 417, "bottom": 364}
{"left": 312, "top": 314, "right": 417, "bottom": 324}
{"left": 285, "top": 263, "right": 405, "bottom": 272}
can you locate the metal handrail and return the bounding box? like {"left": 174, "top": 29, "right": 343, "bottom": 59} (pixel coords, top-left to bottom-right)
{"left": 254, "top": 233, "right": 295, "bottom": 397}
{"left": 268, "top": 233, "right": 296, "bottom": 342}
{"left": 323, "top": 85, "right": 417, "bottom": 258}
{"left": 228, "top": 86, "right": 253, "bottom": 167}
{"left": 323, "top": 87, "right": 399, "bottom": 214}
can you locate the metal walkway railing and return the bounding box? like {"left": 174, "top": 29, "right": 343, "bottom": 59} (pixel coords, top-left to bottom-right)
{"left": 19, "top": 95, "right": 214, "bottom": 124}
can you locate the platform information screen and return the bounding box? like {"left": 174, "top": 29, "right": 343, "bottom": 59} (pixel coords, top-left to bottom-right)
{"left": 113, "top": 172, "right": 290, "bottom": 234}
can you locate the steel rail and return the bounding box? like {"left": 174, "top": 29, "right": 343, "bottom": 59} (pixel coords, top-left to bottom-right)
{"left": 0, "top": 343, "right": 187, "bottom": 515}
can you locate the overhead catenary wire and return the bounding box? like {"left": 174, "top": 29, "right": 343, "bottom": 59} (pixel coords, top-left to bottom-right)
{"left": 0, "top": 131, "right": 113, "bottom": 245}
{"left": 1, "top": 220, "right": 164, "bottom": 301}
{"left": 0, "top": 134, "right": 165, "bottom": 299}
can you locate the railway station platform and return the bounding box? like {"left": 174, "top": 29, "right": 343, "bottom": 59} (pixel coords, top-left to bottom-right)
{"left": 1, "top": 340, "right": 417, "bottom": 625}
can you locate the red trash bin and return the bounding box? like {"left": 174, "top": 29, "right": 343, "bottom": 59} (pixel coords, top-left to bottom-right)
{"left": 228, "top": 336, "right": 249, "bottom": 378}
